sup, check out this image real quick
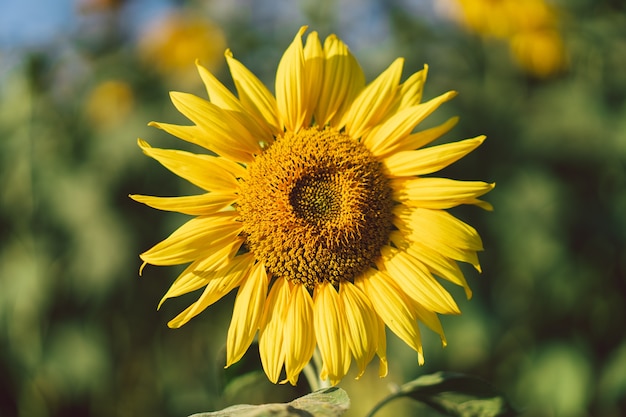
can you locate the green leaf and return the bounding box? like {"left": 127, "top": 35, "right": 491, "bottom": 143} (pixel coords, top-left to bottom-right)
{"left": 367, "top": 372, "right": 518, "bottom": 417}
{"left": 190, "top": 387, "right": 350, "bottom": 417}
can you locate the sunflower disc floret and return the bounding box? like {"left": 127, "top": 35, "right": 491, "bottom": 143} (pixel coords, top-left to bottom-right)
{"left": 238, "top": 127, "right": 393, "bottom": 289}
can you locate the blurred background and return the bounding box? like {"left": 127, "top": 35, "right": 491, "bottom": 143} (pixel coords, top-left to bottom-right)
{"left": 1, "top": 0, "right": 625, "bottom": 416}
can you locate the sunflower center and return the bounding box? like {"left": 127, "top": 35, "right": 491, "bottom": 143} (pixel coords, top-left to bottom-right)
{"left": 237, "top": 127, "right": 394, "bottom": 289}
{"left": 290, "top": 173, "right": 342, "bottom": 225}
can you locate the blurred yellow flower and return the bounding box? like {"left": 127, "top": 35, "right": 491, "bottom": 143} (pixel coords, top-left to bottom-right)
{"left": 137, "top": 11, "right": 226, "bottom": 86}
{"left": 453, "top": 0, "right": 567, "bottom": 77}
{"left": 511, "top": 28, "right": 567, "bottom": 78}
{"left": 133, "top": 26, "right": 492, "bottom": 386}
{"left": 455, "top": 0, "right": 520, "bottom": 39}
{"left": 85, "top": 80, "right": 134, "bottom": 128}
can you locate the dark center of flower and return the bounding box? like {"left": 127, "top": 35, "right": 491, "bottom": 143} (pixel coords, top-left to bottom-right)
{"left": 290, "top": 172, "right": 342, "bottom": 225}
{"left": 237, "top": 127, "right": 394, "bottom": 289}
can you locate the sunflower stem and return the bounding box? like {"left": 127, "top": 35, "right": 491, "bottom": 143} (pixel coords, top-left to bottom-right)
{"left": 302, "top": 361, "right": 320, "bottom": 392}
{"left": 312, "top": 348, "right": 331, "bottom": 389}
{"left": 303, "top": 349, "right": 331, "bottom": 392}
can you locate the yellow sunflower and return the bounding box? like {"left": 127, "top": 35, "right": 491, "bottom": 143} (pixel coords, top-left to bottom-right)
{"left": 132, "top": 26, "right": 493, "bottom": 386}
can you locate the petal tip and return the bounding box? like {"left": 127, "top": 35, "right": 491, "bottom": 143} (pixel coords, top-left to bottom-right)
{"left": 137, "top": 138, "right": 149, "bottom": 148}
{"left": 139, "top": 260, "right": 147, "bottom": 276}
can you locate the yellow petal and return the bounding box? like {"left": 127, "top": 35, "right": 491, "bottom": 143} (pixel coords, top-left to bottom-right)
{"left": 413, "top": 302, "right": 448, "bottom": 347}
{"left": 364, "top": 91, "right": 457, "bottom": 157}
{"left": 376, "top": 316, "right": 388, "bottom": 377}
{"left": 328, "top": 39, "right": 365, "bottom": 128}
{"left": 355, "top": 268, "right": 424, "bottom": 365}
{"left": 315, "top": 35, "right": 364, "bottom": 126}
{"left": 226, "top": 262, "right": 269, "bottom": 367}
{"left": 375, "top": 65, "right": 429, "bottom": 125}
{"left": 384, "top": 136, "right": 486, "bottom": 177}
{"left": 259, "top": 278, "right": 290, "bottom": 383}
{"left": 157, "top": 238, "right": 245, "bottom": 308}
{"left": 282, "top": 282, "right": 315, "bottom": 385}
{"left": 390, "top": 177, "right": 495, "bottom": 210}
{"left": 276, "top": 26, "right": 308, "bottom": 132}
{"left": 393, "top": 206, "right": 483, "bottom": 270}
{"left": 395, "top": 65, "right": 428, "bottom": 111}
{"left": 379, "top": 116, "right": 459, "bottom": 157}
{"left": 390, "top": 231, "right": 472, "bottom": 298}
{"left": 167, "top": 253, "right": 255, "bottom": 328}
{"left": 314, "top": 282, "right": 351, "bottom": 386}
{"left": 339, "top": 281, "right": 378, "bottom": 379}
{"left": 130, "top": 193, "right": 237, "bottom": 215}
{"left": 378, "top": 246, "right": 460, "bottom": 315}
{"left": 137, "top": 139, "right": 243, "bottom": 192}
{"left": 339, "top": 58, "right": 404, "bottom": 139}
{"left": 140, "top": 213, "right": 242, "bottom": 267}
{"left": 303, "top": 31, "right": 324, "bottom": 127}
{"left": 170, "top": 91, "right": 260, "bottom": 161}
{"left": 146, "top": 122, "right": 208, "bottom": 151}
{"left": 399, "top": 207, "right": 483, "bottom": 251}
{"left": 196, "top": 61, "right": 274, "bottom": 143}
{"left": 225, "top": 49, "right": 281, "bottom": 136}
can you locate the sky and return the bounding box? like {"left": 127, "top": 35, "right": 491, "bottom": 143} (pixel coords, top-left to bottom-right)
{"left": 0, "top": 0, "right": 173, "bottom": 49}
{"left": 1, "top": 0, "right": 76, "bottom": 48}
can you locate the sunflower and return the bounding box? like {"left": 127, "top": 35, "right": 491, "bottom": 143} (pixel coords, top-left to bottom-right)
{"left": 132, "top": 26, "right": 493, "bottom": 386}
{"left": 451, "top": 0, "right": 567, "bottom": 78}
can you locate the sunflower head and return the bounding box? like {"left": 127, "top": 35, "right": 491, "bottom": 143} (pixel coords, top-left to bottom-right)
{"left": 132, "top": 26, "right": 493, "bottom": 386}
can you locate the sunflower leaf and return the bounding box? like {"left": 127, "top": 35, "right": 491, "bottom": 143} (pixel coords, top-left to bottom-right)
{"left": 189, "top": 387, "right": 350, "bottom": 417}
{"left": 369, "top": 372, "right": 518, "bottom": 417}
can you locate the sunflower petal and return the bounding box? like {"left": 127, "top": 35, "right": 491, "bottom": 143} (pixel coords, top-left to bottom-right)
{"left": 378, "top": 246, "right": 460, "bottom": 315}
{"left": 391, "top": 177, "right": 495, "bottom": 209}
{"left": 167, "top": 253, "right": 255, "bottom": 328}
{"left": 390, "top": 231, "right": 472, "bottom": 298}
{"left": 276, "top": 26, "right": 308, "bottom": 132}
{"left": 339, "top": 58, "right": 404, "bottom": 139}
{"left": 226, "top": 261, "right": 269, "bottom": 367}
{"left": 376, "top": 316, "right": 389, "bottom": 377}
{"left": 146, "top": 122, "right": 209, "bottom": 152}
{"left": 137, "top": 139, "right": 242, "bottom": 192}
{"left": 130, "top": 193, "right": 237, "bottom": 215}
{"left": 282, "top": 282, "right": 316, "bottom": 385}
{"left": 380, "top": 116, "right": 459, "bottom": 156}
{"left": 196, "top": 61, "right": 274, "bottom": 143}
{"left": 384, "top": 136, "right": 486, "bottom": 177}
{"left": 394, "top": 206, "right": 483, "bottom": 270}
{"left": 413, "top": 302, "right": 447, "bottom": 347}
{"left": 356, "top": 268, "right": 424, "bottom": 365}
{"left": 315, "top": 35, "right": 364, "bottom": 126}
{"left": 339, "top": 281, "right": 378, "bottom": 379}
{"left": 196, "top": 60, "right": 242, "bottom": 110}
{"left": 396, "top": 65, "right": 428, "bottom": 111}
{"left": 157, "top": 238, "right": 245, "bottom": 308}
{"left": 259, "top": 278, "right": 290, "bottom": 384}
{"left": 303, "top": 31, "right": 324, "bottom": 127}
{"left": 225, "top": 49, "right": 281, "bottom": 136}
{"left": 170, "top": 91, "right": 260, "bottom": 161}
{"left": 140, "top": 213, "right": 242, "bottom": 267}
{"left": 364, "top": 91, "right": 457, "bottom": 157}
{"left": 314, "top": 282, "right": 351, "bottom": 386}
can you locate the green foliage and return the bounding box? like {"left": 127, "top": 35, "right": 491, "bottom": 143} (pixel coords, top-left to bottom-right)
{"left": 190, "top": 387, "right": 349, "bottom": 417}
{"left": 367, "top": 373, "right": 518, "bottom": 417}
